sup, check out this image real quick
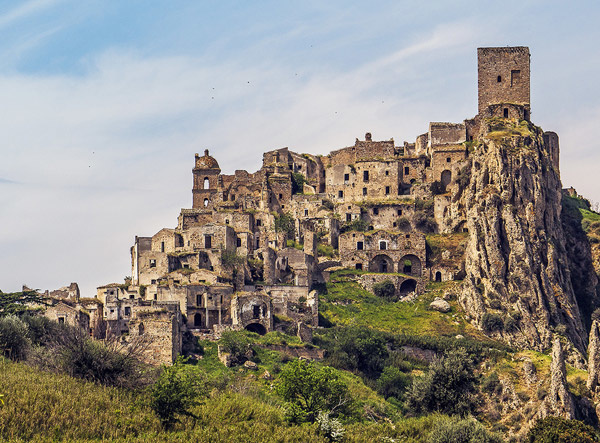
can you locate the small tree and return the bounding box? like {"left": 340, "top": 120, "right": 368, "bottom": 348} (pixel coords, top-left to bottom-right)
{"left": 0, "top": 290, "right": 48, "bottom": 316}
{"left": 277, "top": 359, "right": 351, "bottom": 423}
{"left": 428, "top": 416, "right": 504, "bottom": 443}
{"left": 481, "top": 313, "right": 504, "bottom": 333}
{"left": 150, "top": 357, "right": 207, "bottom": 429}
{"left": 274, "top": 212, "right": 295, "bottom": 238}
{"left": 0, "top": 315, "right": 30, "bottom": 360}
{"left": 291, "top": 172, "right": 307, "bottom": 194}
{"left": 219, "top": 330, "right": 253, "bottom": 365}
{"left": 406, "top": 348, "right": 477, "bottom": 416}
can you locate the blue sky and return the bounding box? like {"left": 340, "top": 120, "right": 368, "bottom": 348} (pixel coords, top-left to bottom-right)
{"left": 1, "top": 0, "right": 599, "bottom": 296}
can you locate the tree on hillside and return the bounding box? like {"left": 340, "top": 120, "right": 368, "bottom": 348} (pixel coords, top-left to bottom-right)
{"left": 0, "top": 290, "right": 48, "bottom": 316}
{"left": 276, "top": 359, "right": 352, "bottom": 423}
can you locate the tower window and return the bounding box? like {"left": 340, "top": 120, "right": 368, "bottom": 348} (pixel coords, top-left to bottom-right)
{"left": 256, "top": 219, "right": 262, "bottom": 226}
{"left": 379, "top": 241, "right": 387, "bottom": 250}
{"left": 504, "top": 108, "right": 509, "bottom": 118}
{"left": 385, "top": 186, "right": 390, "bottom": 195}
{"left": 203, "top": 177, "right": 209, "bottom": 189}
{"left": 385, "top": 170, "right": 389, "bottom": 176}
{"left": 278, "top": 193, "right": 283, "bottom": 199}
{"left": 161, "top": 241, "right": 165, "bottom": 252}
{"left": 397, "top": 209, "right": 402, "bottom": 216}
{"left": 497, "top": 75, "right": 502, "bottom": 82}
{"left": 304, "top": 209, "right": 308, "bottom": 216}
{"left": 363, "top": 171, "right": 369, "bottom": 182}
{"left": 446, "top": 157, "right": 451, "bottom": 163}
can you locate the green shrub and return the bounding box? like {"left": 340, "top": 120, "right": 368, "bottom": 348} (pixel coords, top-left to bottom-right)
{"left": 291, "top": 172, "right": 306, "bottom": 194}
{"left": 276, "top": 359, "right": 351, "bottom": 423}
{"left": 406, "top": 348, "right": 477, "bottom": 416}
{"left": 373, "top": 280, "right": 397, "bottom": 301}
{"left": 317, "top": 244, "right": 335, "bottom": 258}
{"left": 414, "top": 212, "right": 437, "bottom": 233}
{"left": 481, "top": 372, "right": 502, "bottom": 395}
{"left": 316, "top": 411, "right": 345, "bottom": 442}
{"left": 376, "top": 366, "right": 410, "bottom": 400}
{"left": 0, "top": 315, "right": 30, "bottom": 361}
{"left": 481, "top": 313, "right": 504, "bottom": 333}
{"left": 340, "top": 218, "right": 369, "bottom": 233}
{"left": 274, "top": 212, "right": 295, "bottom": 238}
{"left": 527, "top": 416, "right": 600, "bottom": 442}
{"left": 428, "top": 416, "right": 504, "bottom": 443}
{"left": 219, "top": 330, "right": 253, "bottom": 365}
{"left": 150, "top": 357, "right": 207, "bottom": 429}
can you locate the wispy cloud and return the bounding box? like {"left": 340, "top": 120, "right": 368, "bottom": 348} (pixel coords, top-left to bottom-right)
{"left": 0, "top": 0, "right": 63, "bottom": 29}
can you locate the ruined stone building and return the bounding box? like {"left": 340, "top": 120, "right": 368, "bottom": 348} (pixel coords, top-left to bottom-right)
{"left": 81, "top": 45, "right": 561, "bottom": 365}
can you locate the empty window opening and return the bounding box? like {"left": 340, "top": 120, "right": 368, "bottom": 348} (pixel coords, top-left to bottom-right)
{"left": 183, "top": 264, "right": 190, "bottom": 269}
{"left": 256, "top": 239, "right": 260, "bottom": 248}
{"left": 253, "top": 305, "right": 261, "bottom": 319}
{"left": 379, "top": 241, "right": 387, "bottom": 250}
{"left": 362, "top": 187, "right": 367, "bottom": 196}
{"left": 385, "top": 186, "right": 390, "bottom": 195}
{"left": 204, "top": 235, "right": 212, "bottom": 249}
{"left": 278, "top": 193, "right": 283, "bottom": 199}
{"left": 154, "top": 294, "right": 157, "bottom": 300}
{"left": 446, "top": 157, "right": 451, "bottom": 163}
{"left": 373, "top": 208, "right": 379, "bottom": 215}
{"left": 435, "top": 271, "right": 442, "bottom": 282}
{"left": 225, "top": 219, "right": 229, "bottom": 224}
{"left": 124, "top": 307, "right": 131, "bottom": 316}
{"left": 149, "top": 259, "right": 156, "bottom": 268}
{"left": 138, "top": 323, "right": 145, "bottom": 335}
{"left": 385, "top": 170, "right": 389, "bottom": 176}
{"left": 404, "top": 166, "right": 410, "bottom": 175}
{"left": 236, "top": 237, "right": 242, "bottom": 247}
{"left": 203, "top": 177, "right": 209, "bottom": 189}
{"left": 497, "top": 75, "right": 502, "bottom": 82}
{"left": 357, "top": 241, "right": 364, "bottom": 250}
{"left": 256, "top": 219, "right": 262, "bottom": 227}
{"left": 58, "top": 317, "right": 65, "bottom": 324}
{"left": 151, "top": 279, "right": 157, "bottom": 284}
{"left": 346, "top": 213, "right": 352, "bottom": 222}
{"left": 511, "top": 70, "right": 520, "bottom": 86}
{"left": 363, "top": 171, "right": 369, "bottom": 182}
{"left": 397, "top": 209, "right": 402, "bottom": 216}
{"left": 355, "top": 263, "right": 363, "bottom": 270}
{"left": 305, "top": 209, "right": 309, "bottom": 216}
{"left": 503, "top": 108, "right": 509, "bottom": 118}
{"left": 203, "top": 198, "right": 209, "bottom": 207}
{"left": 403, "top": 260, "right": 412, "bottom": 274}
{"left": 161, "top": 241, "right": 165, "bottom": 252}
{"left": 344, "top": 173, "right": 349, "bottom": 181}
{"left": 338, "top": 190, "right": 344, "bottom": 198}
{"left": 196, "top": 294, "right": 202, "bottom": 305}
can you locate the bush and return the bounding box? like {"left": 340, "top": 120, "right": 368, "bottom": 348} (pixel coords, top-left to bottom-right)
{"left": 373, "top": 280, "right": 397, "bottom": 301}
{"left": 219, "top": 330, "right": 253, "bottom": 365}
{"left": 481, "top": 372, "right": 502, "bottom": 395}
{"left": 31, "top": 326, "right": 150, "bottom": 388}
{"left": 0, "top": 315, "right": 30, "bottom": 361}
{"left": 341, "top": 218, "right": 369, "bottom": 233}
{"left": 406, "top": 348, "right": 477, "bottom": 416}
{"left": 377, "top": 366, "right": 410, "bottom": 400}
{"left": 291, "top": 172, "right": 307, "bottom": 194}
{"left": 150, "top": 357, "right": 207, "bottom": 429}
{"left": 21, "top": 314, "right": 64, "bottom": 346}
{"left": 414, "top": 212, "right": 437, "bottom": 233}
{"left": 430, "top": 181, "right": 445, "bottom": 195}
{"left": 481, "top": 313, "right": 504, "bottom": 333}
{"left": 276, "top": 359, "right": 351, "bottom": 423}
{"left": 274, "top": 212, "right": 295, "bottom": 238}
{"left": 316, "top": 411, "right": 345, "bottom": 442}
{"left": 527, "top": 416, "right": 600, "bottom": 443}
{"left": 320, "top": 327, "right": 389, "bottom": 379}
{"left": 428, "top": 416, "right": 504, "bottom": 443}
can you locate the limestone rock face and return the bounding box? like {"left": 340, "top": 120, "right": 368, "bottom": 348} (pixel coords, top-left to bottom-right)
{"left": 459, "top": 127, "right": 589, "bottom": 352}
{"left": 549, "top": 337, "right": 575, "bottom": 418}
{"left": 587, "top": 320, "right": 600, "bottom": 392}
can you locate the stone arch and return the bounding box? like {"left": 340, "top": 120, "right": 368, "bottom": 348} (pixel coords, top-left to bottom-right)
{"left": 441, "top": 170, "right": 452, "bottom": 189}
{"left": 369, "top": 254, "right": 394, "bottom": 273}
{"left": 203, "top": 177, "right": 210, "bottom": 189}
{"left": 399, "top": 279, "right": 417, "bottom": 296}
{"left": 400, "top": 254, "right": 422, "bottom": 277}
{"left": 245, "top": 322, "right": 266, "bottom": 335}
{"left": 435, "top": 271, "right": 442, "bottom": 282}
{"left": 203, "top": 198, "right": 209, "bottom": 207}
{"left": 194, "top": 312, "right": 204, "bottom": 328}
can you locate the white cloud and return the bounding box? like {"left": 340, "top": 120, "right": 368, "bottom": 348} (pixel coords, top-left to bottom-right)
{"left": 0, "top": 0, "right": 63, "bottom": 29}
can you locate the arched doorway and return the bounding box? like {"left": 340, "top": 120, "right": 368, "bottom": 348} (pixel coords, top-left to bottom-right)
{"left": 245, "top": 323, "right": 267, "bottom": 335}
{"left": 194, "top": 313, "right": 204, "bottom": 328}
{"left": 441, "top": 170, "right": 452, "bottom": 190}
{"left": 138, "top": 323, "right": 145, "bottom": 336}
{"left": 435, "top": 271, "right": 442, "bottom": 282}
{"left": 369, "top": 254, "right": 394, "bottom": 273}
{"left": 399, "top": 279, "right": 417, "bottom": 296}
{"left": 400, "top": 254, "right": 422, "bottom": 277}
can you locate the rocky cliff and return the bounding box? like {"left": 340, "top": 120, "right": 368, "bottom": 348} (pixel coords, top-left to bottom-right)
{"left": 458, "top": 119, "right": 598, "bottom": 355}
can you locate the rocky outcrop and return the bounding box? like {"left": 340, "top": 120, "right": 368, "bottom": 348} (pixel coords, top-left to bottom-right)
{"left": 430, "top": 297, "right": 451, "bottom": 313}
{"left": 549, "top": 337, "right": 575, "bottom": 418}
{"left": 587, "top": 320, "right": 600, "bottom": 393}
{"left": 458, "top": 121, "right": 590, "bottom": 353}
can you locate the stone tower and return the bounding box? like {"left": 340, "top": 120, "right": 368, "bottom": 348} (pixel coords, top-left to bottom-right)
{"left": 477, "top": 46, "right": 530, "bottom": 119}
{"left": 192, "top": 150, "right": 221, "bottom": 209}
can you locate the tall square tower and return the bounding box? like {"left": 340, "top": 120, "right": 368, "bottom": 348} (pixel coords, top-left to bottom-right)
{"left": 478, "top": 47, "right": 530, "bottom": 116}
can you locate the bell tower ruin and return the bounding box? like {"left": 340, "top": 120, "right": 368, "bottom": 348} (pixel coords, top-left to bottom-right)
{"left": 478, "top": 46, "right": 530, "bottom": 120}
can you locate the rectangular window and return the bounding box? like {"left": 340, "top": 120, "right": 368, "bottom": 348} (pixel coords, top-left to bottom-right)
{"left": 363, "top": 171, "right": 369, "bottom": 182}
{"left": 149, "top": 259, "right": 156, "bottom": 268}
{"left": 379, "top": 241, "right": 387, "bottom": 250}
{"left": 355, "top": 263, "right": 363, "bottom": 270}
{"left": 346, "top": 213, "right": 352, "bottom": 222}
{"left": 204, "top": 235, "right": 212, "bottom": 249}
{"left": 338, "top": 190, "right": 343, "bottom": 198}
{"left": 253, "top": 305, "right": 260, "bottom": 319}
{"left": 385, "top": 186, "right": 390, "bottom": 195}
{"left": 404, "top": 166, "right": 409, "bottom": 175}
{"left": 304, "top": 209, "right": 308, "bottom": 216}
{"left": 58, "top": 317, "right": 65, "bottom": 324}
{"left": 373, "top": 208, "right": 379, "bottom": 215}
{"left": 256, "top": 219, "right": 261, "bottom": 226}
{"left": 161, "top": 241, "right": 165, "bottom": 252}
{"left": 362, "top": 187, "right": 367, "bottom": 196}
{"left": 236, "top": 237, "right": 242, "bottom": 247}
{"left": 511, "top": 69, "right": 520, "bottom": 86}
{"left": 344, "top": 173, "right": 349, "bottom": 181}
{"left": 124, "top": 306, "right": 131, "bottom": 316}
{"left": 397, "top": 209, "right": 402, "bottom": 216}
{"left": 357, "top": 241, "right": 363, "bottom": 250}
{"left": 385, "top": 171, "right": 389, "bottom": 176}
